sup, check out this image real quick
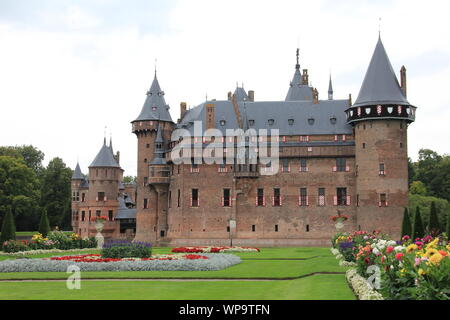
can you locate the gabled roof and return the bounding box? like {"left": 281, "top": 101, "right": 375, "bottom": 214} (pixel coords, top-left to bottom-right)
{"left": 353, "top": 37, "right": 410, "bottom": 108}
{"left": 234, "top": 87, "right": 249, "bottom": 101}
{"left": 89, "top": 139, "right": 120, "bottom": 168}
{"left": 133, "top": 73, "right": 173, "bottom": 123}
{"left": 72, "top": 162, "right": 84, "bottom": 180}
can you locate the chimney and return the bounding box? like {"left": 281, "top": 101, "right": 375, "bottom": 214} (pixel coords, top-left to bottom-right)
{"left": 302, "top": 69, "right": 309, "bottom": 85}
{"left": 313, "top": 88, "right": 319, "bottom": 104}
{"left": 227, "top": 91, "right": 232, "bottom": 101}
{"left": 349, "top": 93, "right": 352, "bottom": 106}
{"left": 180, "top": 102, "right": 187, "bottom": 119}
{"left": 115, "top": 151, "right": 120, "bottom": 165}
{"left": 205, "top": 103, "right": 216, "bottom": 129}
{"left": 400, "top": 66, "right": 407, "bottom": 98}
{"left": 248, "top": 90, "right": 254, "bottom": 102}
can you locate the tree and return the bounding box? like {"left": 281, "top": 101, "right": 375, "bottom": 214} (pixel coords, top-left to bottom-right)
{"left": 0, "top": 145, "right": 44, "bottom": 176}
{"left": 429, "top": 156, "right": 450, "bottom": 202}
{"left": 408, "top": 157, "right": 416, "bottom": 187}
{"left": 428, "top": 201, "right": 441, "bottom": 235}
{"left": 40, "top": 158, "right": 72, "bottom": 229}
{"left": 447, "top": 212, "right": 450, "bottom": 238}
{"left": 38, "top": 209, "right": 51, "bottom": 237}
{"left": 409, "top": 193, "right": 449, "bottom": 229}
{"left": 123, "top": 176, "right": 137, "bottom": 184}
{"left": 412, "top": 207, "right": 425, "bottom": 240}
{"left": 0, "top": 208, "right": 16, "bottom": 242}
{"left": 410, "top": 181, "right": 427, "bottom": 196}
{"left": 0, "top": 156, "right": 40, "bottom": 227}
{"left": 401, "top": 208, "right": 412, "bottom": 238}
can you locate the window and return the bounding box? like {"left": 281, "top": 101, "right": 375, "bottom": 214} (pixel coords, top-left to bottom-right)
{"left": 288, "top": 119, "right": 294, "bottom": 126}
{"left": 299, "top": 158, "right": 308, "bottom": 172}
{"left": 275, "top": 225, "right": 279, "bottom": 232}
{"left": 379, "top": 194, "right": 388, "bottom": 207}
{"left": 379, "top": 163, "right": 386, "bottom": 176}
{"left": 191, "top": 163, "right": 199, "bottom": 173}
{"left": 191, "top": 189, "right": 199, "bottom": 207}
{"left": 81, "top": 193, "right": 85, "bottom": 202}
{"left": 97, "top": 192, "right": 105, "bottom": 201}
{"left": 108, "top": 210, "right": 113, "bottom": 221}
{"left": 249, "top": 120, "right": 255, "bottom": 126}
{"left": 218, "top": 163, "right": 228, "bottom": 173}
{"left": 144, "top": 158, "right": 147, "bottom": 163}
{"left": 335, "top": 188, "right": 349, "bottom": 206}
{"left": 177, "top": 189, "right": 181, "bottom": 207}
{"left": 300, "top": 135, "right": 309, "bottom": 142}
{"left": 223, "top": 189, "right": 231, "bottom": 207}
{"left": 76, "top": 192, "right": 79, "bottom": 201}
{"left": 306, "top": 225, "right": 310, "bottom": 232}
{"left": 299, "top": 188, "right": 308, "bottom": 206}
{"left": 168, "top": 191, "right": 172, "bottom": 208}
{"left": 273, "top": 188, "right": 281, "bottom": 207}
{"left": 318, "top": 188, "right": 325, "bottom": 206}
{"left": 357, "top": 194, "right": 360, "bottom": 207}
{"left": 88, "top": 210, "right": 91, "bottom": 221}
{"left": 282, "top": 159, "right": 290, "bottom": 173}
{"left": 81, "top": 211, "right": 85, "bottom": 222}
{"left": 252, "top": 225, "right": 256, "bottom": 232}
{"left": 335, "top": 158, "right": 348, "bottom": 172}
{"left": 96, "top": 210, "right": 101, "bottom": 217}
{"left": 363, "top": 143, "right": 366, "bottom": 149}
{"left": 143, "top": 177, "right": 148, "bottom": 185}
{"left": 268, "top": 119, "right": 275, "bottom": 126}
{"left": 143, "top": 198, "right": 148, "bottom": 209}
{"left": 146, "top": 143, "right": 150, "bottom": 148}
{"left": 256, "top": 188, "right": 265, "bottom": 207}
{"left": 177, "top": 165, "right": 180, "bottom": 174}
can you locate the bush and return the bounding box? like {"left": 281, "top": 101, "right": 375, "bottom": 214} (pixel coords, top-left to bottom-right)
{"left": 429, "top": 201, "right": 441, "bottom": 235}
{"left": 101, "top": 241, "right": 152, "bottom": 259}
{"left": 2, "top": 240, "right": 29, "bottom": 253}
{"left": 38, "top": 210, "right": 51, "bottom": 238}
{"left": 0, "top": 209, "right": 16, "bottom": 243}
{"left": 413, "top": 207, "right": 425, "bottom": 239}
{"left": 401, "top": 208, "right": 412, "bottom": 238}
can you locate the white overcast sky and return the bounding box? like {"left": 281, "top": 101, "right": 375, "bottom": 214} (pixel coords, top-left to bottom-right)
{"left": 1, "top": 0, "right": 449, "bottom": 176}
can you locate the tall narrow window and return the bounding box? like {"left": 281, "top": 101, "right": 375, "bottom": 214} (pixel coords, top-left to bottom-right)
{"left": 256, "top": 188, "right": 265, "bottom": 207}
{"left": 379, "top": 163, "right": 386, "bottom": 176}
{"left": 273, "top": 188, "right": 281, "bottom": 207}
{"left": 336, "top": 188, "right": 348, "bottom": 206}
{"left": 96, "top": 210, "right": 101, "bottom": 217}
{"left": 177, "top": 189, "right": 181, "bottom": 207}
{"left": 97, "top": 192, "right": 105, "bottom": 201}
{"left": 81, "top": 193, "right": 85, "bottom": 202}
{"left": 168, "top": 191, "right": 172, "bottom": 208}
{"left": 335, "top": 158, "right": 347, "bottom": 172}
{"left": 191, "top": 189, "right": 199, "bottom": 207}
{"left": 299, "top": 188, "right": 308, "bottom": 206}
{"left": 379, "top": 193, "right": 388, "bottom": 207}
{"left": 191, "top": 163, "right": 199, "bottom": 173}
{"left": 143, "top": 198, "right": 148, "bottom": 209}
{"left": 299, "top": 158, "right": 308, "bottom": 172}
{"left": 108, "top": 210, "right": 113, "bottom": 221}
{"left": 282, "top": 159, "right": 290, "bottom": 173}
{"left": 275, "top": 225, "right": 279, "bottom": 232}
{"left": 318, "top": 188, "right": 325, "bottom": 206}
{"left": 223, "top": 188, "right": 231, "bottom": 207}
{"left": 252, "top": 225, "right": 256, "bottom": 232}
{"left": 81, "top": 211, "right": 85, "bottom": 222}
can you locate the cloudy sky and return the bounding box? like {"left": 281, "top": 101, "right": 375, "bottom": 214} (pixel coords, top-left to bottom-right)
{"left": 1, "top": 0, "right": 449, "bottom": 176}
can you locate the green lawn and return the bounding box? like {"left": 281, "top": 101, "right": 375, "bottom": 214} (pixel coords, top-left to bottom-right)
{"left": 0, "top": 247, "right": 354, "bottom": 300}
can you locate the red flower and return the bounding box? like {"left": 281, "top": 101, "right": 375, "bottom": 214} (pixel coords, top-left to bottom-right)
{"left": 395, "top": 253, "right": 404, "bottom": 261}
{"left": 386, "top": 246, "right": 394, "bottom": 254}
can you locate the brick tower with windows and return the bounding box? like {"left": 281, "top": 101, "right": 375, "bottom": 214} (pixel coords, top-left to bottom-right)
{"left": 346, "top": 36, "right": 417, "bottom": 238}
{"left": 132, "top": 72, "right": 175, "bottom": 243}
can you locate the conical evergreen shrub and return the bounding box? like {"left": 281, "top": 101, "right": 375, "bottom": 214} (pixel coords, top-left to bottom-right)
{"left": 428, "top": 201, "right": 440, "bottom": 235}
{"left": 38, "top": 209, "right": 51, "bottom": 238}
{"left": 446, "top": 212, "right": 450, "bottom": 239}
{"left": 0, "top": 208, "right": 16, "bottom": 243}
{"left": 412, "top": 206, "right": 425, "bottom": 240}
{"left": 401, "top": 208, "right": 412, "bottom": 238}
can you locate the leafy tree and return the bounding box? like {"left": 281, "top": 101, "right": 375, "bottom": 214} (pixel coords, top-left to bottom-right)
{"left": 428, "top": 156, "right": 450, "bottom": 202}
{"left": 428, "top": 201, "right": 441, "bottom": 235}
{"left": 0, "top": 145, "right": 44, "bottom": 176}
{"left": 123, "top": 176, "right": 137, "bottom": 184}
{"left": 0, "top": 156, "right": 40, "bottom": 228}
{"left": 409, "top": 193, "right": 448, "bottom": 229}
{"left": 0, "top": 208, "right": 16, "bottom": 242}
{"left": 412, "top": 207, "right": 425, "bottom": 240}
{"left": 40, "top": 158, "right": 72, "bottom": 229}
{"left": 401, "top": 208, "right": 412, "bottom": 238}
{"left": 408, "top": 157, "right": 416, "bottom": 187}
{"left": 410, "top": 181, "right": 427, "bottom": 196}
{"left": 38, "top": 209, "right": 51, "bottom": 237}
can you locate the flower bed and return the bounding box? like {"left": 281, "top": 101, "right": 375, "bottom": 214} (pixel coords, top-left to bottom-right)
{"left": 332, "top": 231, "right": 450, "bottom": 300}
{"left": 172, "top": 246, "right": 260, "bottom": 253}
{"left": 0, "top": 253, "right": 241, "bottom": 272}
{"left": 0, "top": 248, "right": 96, "bottom": 256}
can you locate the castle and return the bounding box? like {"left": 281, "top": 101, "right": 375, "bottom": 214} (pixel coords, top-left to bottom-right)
{"left": 71, "top": 36, "right": 416, "bottom": 246}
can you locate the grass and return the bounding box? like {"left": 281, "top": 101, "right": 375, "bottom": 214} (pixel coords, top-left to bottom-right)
{"left": 0, "top": 247, "right": 355, "bottom": 300}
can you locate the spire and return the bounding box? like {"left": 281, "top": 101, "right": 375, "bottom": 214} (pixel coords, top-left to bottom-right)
{"left": 133, "top": 70, "right": 173, "bottom": 123}
{"left": 72, "top": 162, "right": 84, "bottom": 180}
{"left": 155, "top": 123, "right": 164, "bottom": 144}
{"left": 89, "top": 138, "right": 120, "bottom": 168}
{"left": 353, "top": 36, "right": 410, "bottom": 108}
{"left": 109, "top": 134, "right": 113, "bottom": 154}
{"left": 150, "top": 124, "right": 166, "bottom": 165}
{"left": 286, "top": 48, "right": 314, "bottom": 101}
{"left": 296, "top": 48, "right": 300, "bottom": 70}
{"left": 328, "top": 74, "right": 334, "bottom": 100}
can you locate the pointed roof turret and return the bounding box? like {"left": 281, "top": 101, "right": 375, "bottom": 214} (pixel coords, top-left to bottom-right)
{"left": 133, "top": 72, "right": 173, "bottom": 123}
{"left": 328, "top": 75, "right": 334, "bottom": 100}
{"left": 72, "top": 162, "right": 84, "bottom": 180}
{"left": 233, "top": 86, "right": 249, "bottom": 102}
{"left": 150, "top": 124, "right": 167, "bottom": 165}
{"left": 89, "top": 139, "right": 120, "bottom": 168}
{"left": 286, "top": 48, "right": 314, "bottom": 101}
{"left": 353, "top": 37, "right": 410, "bottom": 108}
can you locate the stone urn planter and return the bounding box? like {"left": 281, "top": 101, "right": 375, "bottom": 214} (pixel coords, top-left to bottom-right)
{"left": 330, "top": 211, "right": 349, "bottom": 232}
{"left": 92, "top": 217, "right": 107, "bottom": 249}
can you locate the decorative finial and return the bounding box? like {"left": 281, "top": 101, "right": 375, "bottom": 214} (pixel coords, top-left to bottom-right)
{"left": 104, "top": 126, "right": 107, "bottom": 145}
{"left": 296, "top": 48, "right": 300, "bottom": 66}
{"left": 154, "top": 58, "right": 157, "bottom": 77}
{"left": 378, "top": 17, "right": 382, "bottom": 38}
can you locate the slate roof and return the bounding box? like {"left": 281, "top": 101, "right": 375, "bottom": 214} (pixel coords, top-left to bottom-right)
{"left": 234, "top": 87, "right": 249, "bottom": 101}
{"left": 89, "top": 139, "right": 120, "bottom": 168}
{"left": 115, "top": 196, "right": 136, "bottom": 220}
{"left": 285, "top": 56, "right": 314, "bottom": 101}
{"left": 176, "top": 98, "right": 352, "bottom": 137}
{"left": 353, "top": 37, "right": 410, "bottom": 108}
{"left": 133, "top": 73, "right": 173, "bottom": 123}
{"left": 72, "top": 162, "right": 84, "bottom": 180}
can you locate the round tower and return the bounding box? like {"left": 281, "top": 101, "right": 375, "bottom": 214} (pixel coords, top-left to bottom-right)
{"left": 132, "top": 72, "right": 175, "bottom": 243}
{"left": 87, "top": 138, "right": 123, "bottom": 237}
{"left": 346, "top": 37, "right": 416, "bottom": 239}
{"left": 71, "top": 162, "right": 84, "bottom": 232}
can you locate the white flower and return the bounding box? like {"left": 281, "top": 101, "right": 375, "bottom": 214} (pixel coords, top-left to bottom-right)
{"left": 372, "top": 248, "right": 380, "bottom": 256}
{"left": 394, "top": 246, "right": 405, "bottom": 252}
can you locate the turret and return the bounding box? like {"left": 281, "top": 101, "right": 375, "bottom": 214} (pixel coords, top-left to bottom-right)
{"left": 347, "top": 36, "right": 417, "bottom": 239}
{"left": 285, "top": 48, "right": 315, "bottom": 101}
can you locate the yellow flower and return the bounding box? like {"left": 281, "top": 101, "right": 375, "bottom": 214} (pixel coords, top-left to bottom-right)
{"left": 426, "top": 238, "right": 439, "bottom": 250}
{"left": 429, "top": 253, "right": 444, "bottom": 266}
{"left": 418, "top": 268, "right": 426, "bottom": 276}
{"left": 406, "top": 244, "right": 418, "bottom": 253}
{"left": 425, "top": 248, "right": 438, "bottom": 258}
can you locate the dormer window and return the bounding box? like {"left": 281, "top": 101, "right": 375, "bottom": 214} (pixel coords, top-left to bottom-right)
{"left": 288, "top": 119, "right": 294, "bottom": 126}
{"left": 308, "top": 118, "right": 315, "bottom": 125}
{"left": 249, "top": 120, "right": 255, "bottom": 126}
{"left": 220, "top": 120, "right": 226, "bottom": 126}
{"left": 268, "top": 119, "right": 275, "bottom": 126}
{"left": 152, "top": 106, "right": 157, "bottom": 111}
{"left": 330, "top": 117, "right": 337, "bottom": 125}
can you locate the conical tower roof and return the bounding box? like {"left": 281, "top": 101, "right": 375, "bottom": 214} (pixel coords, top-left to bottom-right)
{"left": 285, "top": 49, "right": 314, "bottom": 101}
{"left": 353, "top": 37, "right": 410, "bottom": 108}
{"left": 133, "top": 73, "right": 173, "bottom": 123}
{"left": 72, "top": 162, "right": 84, "bottom": 180}
{"left": 89, "top": 139, "right": 120, "bottom": 168}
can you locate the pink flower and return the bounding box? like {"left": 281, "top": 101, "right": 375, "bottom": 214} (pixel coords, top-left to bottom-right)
{"left": 414, "top": 258, "right": 421, "bottom": 266}
{"left": 402, "top": 235, "right": 410, "bottom": 241}
{"left": 395, "top": 253, "right": 404, "bottom": 261}
{"left": 386, "top": 246, "right": 394, "bottom": 254}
